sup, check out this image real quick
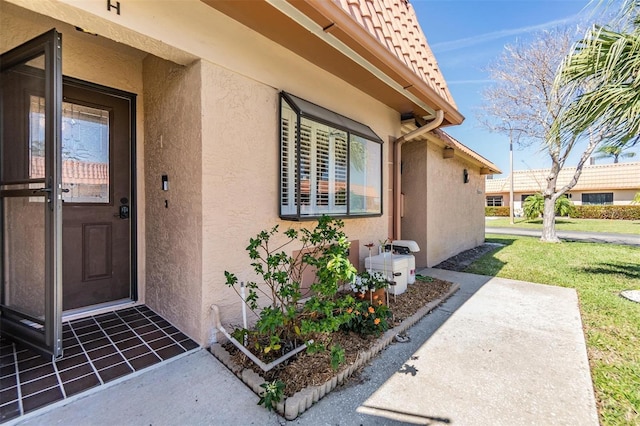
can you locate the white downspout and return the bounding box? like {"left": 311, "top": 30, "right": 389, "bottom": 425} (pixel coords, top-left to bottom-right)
{"left": 393, "top": 110, "right": 444, "bottom": 240}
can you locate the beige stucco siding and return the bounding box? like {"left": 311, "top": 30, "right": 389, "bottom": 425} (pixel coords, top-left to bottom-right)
{"left": 143, "top": 56, "right": 203, "bottom": 342}
{"left": 426, "top": 144, "right": 485, "bottom": 267}
{"left": 198, "top": 58, "right": 395, "bottom": 343}
{"left": 402, "top": 140, "right": 485, "bottom": 267}
{"left": 3, "top": 0, "right": 493, "bottom": 346}
{"left": 400, "top": 140, "right": 429, "bottom": 261}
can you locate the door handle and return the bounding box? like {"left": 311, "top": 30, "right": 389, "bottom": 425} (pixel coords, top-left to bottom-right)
{"left": 34, "top": 187, "right": 70, "bottom": 194}
{"left": 114, "top": 205, "right": 129, "bottom": 219}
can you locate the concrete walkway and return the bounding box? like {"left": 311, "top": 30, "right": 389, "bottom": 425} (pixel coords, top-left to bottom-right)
{"left": 13, "top": 269, "right": 599, "bottom": 426}
{"left": 486, "top": 226, "right": 640, "bottom": 246}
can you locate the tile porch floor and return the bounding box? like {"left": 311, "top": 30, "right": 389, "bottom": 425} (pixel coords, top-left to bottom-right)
{"left": 0, "top": 305, "right": 199, "bottom": 423}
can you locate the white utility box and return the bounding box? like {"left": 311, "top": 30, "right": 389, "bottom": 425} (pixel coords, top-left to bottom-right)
{"left": 389, "top": 240, "right": 420, "bottom": 284}
{"left": 365, "top": 253, "right": 408, "bottom": 295}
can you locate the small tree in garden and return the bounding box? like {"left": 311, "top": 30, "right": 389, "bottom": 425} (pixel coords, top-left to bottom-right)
{"left": 481, "top": 28, "right": 612, "bottom": 242}
{"left": 224, "top": 216, "right": 361, "bottom": 359}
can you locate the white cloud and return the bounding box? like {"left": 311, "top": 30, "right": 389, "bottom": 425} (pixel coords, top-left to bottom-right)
{"left": 447, "top": 79, "right": 495, "bottom": 85}
{"left": 432, "top": 14, "right": 580, "bottom": 52}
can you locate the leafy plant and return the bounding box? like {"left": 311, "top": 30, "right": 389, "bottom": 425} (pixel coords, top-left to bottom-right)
{"left": 257, "top": 380, "right": 285, "bottom": 411}
{"left": 350, "top": 271, "right": 389, "bottom": 294}
{"left": 224, "top": 216, "right": 358, "bottom": 361}
{"left": 554, "top": 195, "right": 575, "bottom": 217}
{"left": 523, "top": 193, "right": 545, "bottom": 219}
{"left": 330, "top": 344, "right": 346, "bottom": 371}
{"left": 523, "top": 193, "right": 574, "bottom": 219}
{"left": 341, "top": 301, "right": 391, "bottom": 335}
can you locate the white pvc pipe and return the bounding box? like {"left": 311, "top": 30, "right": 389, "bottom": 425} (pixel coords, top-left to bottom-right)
{"left": 210, "top": 304, "right": 313, "bottom": 372}
{"left": 240, "top": 282, "right": 248, "bottom": 330}
{"left": 240, "top": 282, "right": 248, "bottom": 345}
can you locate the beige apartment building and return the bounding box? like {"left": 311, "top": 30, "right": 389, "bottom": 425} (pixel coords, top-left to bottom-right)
{"left": 1, "top": 0, "right": 500, "bottom": 359}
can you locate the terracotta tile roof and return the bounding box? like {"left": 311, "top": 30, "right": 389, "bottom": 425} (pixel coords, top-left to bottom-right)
{"left": 336, "top": 0, "right": 455, "bottom": 107}
{"left": 485, "top": 162, "right": 640, "bottom": 193}
{"left": 399, "top": 121, "right": 501, "bottom": 173}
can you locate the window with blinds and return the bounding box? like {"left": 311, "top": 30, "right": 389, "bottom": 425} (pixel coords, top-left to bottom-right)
{"left": 280, "top": 92, "right": 382, "bottom": 219}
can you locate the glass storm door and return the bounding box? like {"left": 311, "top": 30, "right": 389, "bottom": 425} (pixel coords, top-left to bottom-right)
{"left": 0, "top": 30, "right": 64, "bottom": 358}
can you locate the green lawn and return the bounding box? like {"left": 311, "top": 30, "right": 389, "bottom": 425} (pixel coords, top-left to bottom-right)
{"left": 466, "top": 234, "right": 640, "bottom": 425}
{"left": 486, "top": 217, "right": 640, "bottom": 234}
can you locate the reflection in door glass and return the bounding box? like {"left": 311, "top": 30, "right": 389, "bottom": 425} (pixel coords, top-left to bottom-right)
{"left": 30, "top": 96, "right": 110, "bottom": 203}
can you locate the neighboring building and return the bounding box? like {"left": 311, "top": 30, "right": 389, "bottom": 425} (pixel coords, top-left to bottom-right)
{"left": 485, "top": 162, "right": 640, "bottom": 213}
{"left": 1, "top": 0, "right": 499, "bottom": 352}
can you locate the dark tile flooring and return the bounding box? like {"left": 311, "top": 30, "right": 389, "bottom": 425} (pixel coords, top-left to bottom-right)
{"left": 0, "top": 305, "right": 199, "bottom": 424}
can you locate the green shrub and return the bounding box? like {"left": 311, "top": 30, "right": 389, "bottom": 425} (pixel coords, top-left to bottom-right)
{"left": 485, "top": 206, "right": 510, "bottom": 216}
{"left": 522, "top": 193, "right": 575, "bottom": 220}
{"left": 224, "top": 216, "right": 358, "bottom": 361}
{"left": 340, "top": 301, "right": 391, "bottom": 335}
{"left": 571, "top": 205, "right": 640, "bottom": 220}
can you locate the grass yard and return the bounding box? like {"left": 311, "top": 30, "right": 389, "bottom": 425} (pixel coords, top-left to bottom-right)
{"left": 485, "top": 217, "right": 640, "bottom": 235}
{"left": 466, "top": 235, "right": 640, "bottom": 425}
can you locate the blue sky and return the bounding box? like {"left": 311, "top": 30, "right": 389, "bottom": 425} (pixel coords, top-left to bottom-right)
{"left": 412, "top": 0, "right": 638, "bottom": 175}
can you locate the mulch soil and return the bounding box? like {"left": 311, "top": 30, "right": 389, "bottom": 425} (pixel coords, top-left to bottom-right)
{"left": 223, "top": 276, "right": 452, "bottom": 397}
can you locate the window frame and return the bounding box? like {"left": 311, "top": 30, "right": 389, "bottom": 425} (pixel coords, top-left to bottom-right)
{"left": 486, "top": 195, "right": 503, "bottom": 207}
{"left": 581, "top": 192, "right": 613, "bottom": 205}
{"left": 279, "top": 92, "right": 383, "bottom": 220}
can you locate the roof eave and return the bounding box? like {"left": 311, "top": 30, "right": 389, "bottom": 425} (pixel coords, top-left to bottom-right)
{"left": 200, "top": 0, "right": 463, "bottom": 126}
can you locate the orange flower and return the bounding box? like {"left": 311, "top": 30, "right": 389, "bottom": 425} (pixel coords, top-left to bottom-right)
{"left": 357, "top": 293, "right": 365, "bottom": 299}
{"left": 372, "top": 294, "right": 378, "bottom": 300}
{"left": 377, "top": 300, "right": 383, "bottom": 305}
{"left": 374, "top": 318, "right": 381, "bottom": 325}
{"left": 368, "top": 306, "right": 375, "bottom": 314}
{"left": 346, "top": 308, "right": 353, "bottom": 314}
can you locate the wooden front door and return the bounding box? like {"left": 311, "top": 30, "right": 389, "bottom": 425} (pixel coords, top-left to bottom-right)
{"left": 60, "top": 80, "right": 134, "bottom": 311}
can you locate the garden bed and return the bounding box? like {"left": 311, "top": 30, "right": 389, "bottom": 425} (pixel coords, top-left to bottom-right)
{"left": 210, "top": 275, "right": 458, "bottom": 419}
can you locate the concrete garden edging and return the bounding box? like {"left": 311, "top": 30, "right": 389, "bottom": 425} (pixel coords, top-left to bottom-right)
{"left": 210, "top": 282, "right": 460, "bottom": 420}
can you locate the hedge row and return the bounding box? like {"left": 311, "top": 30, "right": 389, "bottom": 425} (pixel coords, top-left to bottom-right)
{"left": 570, "top": 205, "right": 640, "bottom": 220}
{"left": 485, "top": 205, "right": 640, "bottom": 220}
{"left": 485, "top": 206, "right": 510, "bottom": 217}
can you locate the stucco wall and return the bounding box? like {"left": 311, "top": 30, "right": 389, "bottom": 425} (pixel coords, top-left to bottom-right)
{"left": 198, "top": 59, "right": 394, "bottom": 344}
{"left": 399, "top": 140, "right": 429, "bottom": 263}
{"left": 143, "top": 56, "right": 203, "bottom": 342}
{"left": 426, "top": 143, "right": 485, "bottom": 267}
{"left": 4, "top": 0, "right": 416, "bottom": 346}
{"left": 402, "top": 139, "right": 485, "bottom": 268}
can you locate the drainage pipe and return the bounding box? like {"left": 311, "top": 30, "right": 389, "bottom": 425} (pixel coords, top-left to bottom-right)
{"left": 210, "top": 304, "right": 312, "bottom": 372}
{"left": 393, "top": 110, "right": 444, "bottom": 240}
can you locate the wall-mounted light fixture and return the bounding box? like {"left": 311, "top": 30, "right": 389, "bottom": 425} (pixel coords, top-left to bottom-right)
{"left": 463, "top": 169, "right": 469, "bottom": 184}
{"left": 443, "top": 146, "right": 454, "bottom": 159}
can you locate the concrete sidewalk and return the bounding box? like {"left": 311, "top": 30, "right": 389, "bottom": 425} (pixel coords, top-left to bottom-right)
{"left": 14, "top": 269, "right": 599, "bottom": 425}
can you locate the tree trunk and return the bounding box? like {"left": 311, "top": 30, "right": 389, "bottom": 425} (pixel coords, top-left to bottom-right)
{"left": 541, "top": 197, "right": 560, "bottom": 242}
{"left": 541, "top": 158, "right": 561, "bottom": 243}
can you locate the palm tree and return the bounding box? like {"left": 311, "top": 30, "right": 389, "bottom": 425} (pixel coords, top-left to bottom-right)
{"left": 594, "top": 144, "right": 637, "bottom": 163}
{"left": 555, "top": 1, "right": 640, "bottom": 150}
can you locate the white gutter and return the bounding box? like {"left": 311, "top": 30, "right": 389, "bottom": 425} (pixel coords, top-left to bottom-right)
{"left": 264, "top": 0, "right": 438, "bottom": 119}
{"left": 393, "top": 110, "right": 445, "bottom": 240}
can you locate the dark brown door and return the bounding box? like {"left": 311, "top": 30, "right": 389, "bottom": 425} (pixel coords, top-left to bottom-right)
{"left": 59, "top": 81, "right": 133, "bottom": 311}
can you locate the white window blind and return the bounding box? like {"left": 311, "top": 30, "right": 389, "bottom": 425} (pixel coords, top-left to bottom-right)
{"left": 280, "top": 93, "right": 381, "bottom": 219}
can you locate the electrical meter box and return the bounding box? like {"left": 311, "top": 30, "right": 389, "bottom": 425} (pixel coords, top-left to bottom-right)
{"left": 365, "top": 253, "right": 408, "bottom": 295}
